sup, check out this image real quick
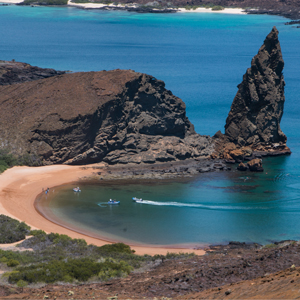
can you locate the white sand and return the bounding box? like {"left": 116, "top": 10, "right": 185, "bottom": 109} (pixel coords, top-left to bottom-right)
{"left": 0, "top": 0, "right": 23, "bottom": 3}
{"left": 177, "top": 7, "right": 246, "bottom": 14}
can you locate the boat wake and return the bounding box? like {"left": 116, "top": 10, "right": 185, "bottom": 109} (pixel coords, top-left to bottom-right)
{"left": 133, "top": 199, "right": 271, "bottom": 211}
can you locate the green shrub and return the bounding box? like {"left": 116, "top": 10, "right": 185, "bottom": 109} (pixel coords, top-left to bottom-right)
{"left": 263, "top": 243, "right": 277, "bottom": 249}
{"left": 184, "top": 5, "right": 199, "bottom": 10}
{"left": 16, "top": 279, "right": 28, "bottom": 291}
{"left": 211, "top": 5, "right": 224, "bottom": 10}
{"left": 29, "top": 229, "right": 46, "bottom": 236}
{"left": 2, "top": 270, "right": 19, "bottom": 278}
{"left": 97, "top": 243, "right": 133, "bottom": 255}
{"left": 0, "top": 215, "right": 31, "bottom": 243}
{"left": 0, "top": 149, "right": 42, "bottom": 173}
{"left": 8, "top": 257, "right": 133, "bottom": 284}
{"left": 0, "top": 257, "right": 8, "bottom": 263}
{"left": 7, "top": 259, "right": 20, "bottom": 267}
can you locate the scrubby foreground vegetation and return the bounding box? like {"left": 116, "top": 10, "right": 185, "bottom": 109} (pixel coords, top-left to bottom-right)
{"left": 0, "top": 215, "right": 30, "bottom": 243}
{"left": 3, "top": 215, "right": 300, "bottom": 299}
{"left": 0, "top": 216, "right": 194, "bottom": 289}
{"left": 0, "top": 150, "right": 41, "bottom": 174}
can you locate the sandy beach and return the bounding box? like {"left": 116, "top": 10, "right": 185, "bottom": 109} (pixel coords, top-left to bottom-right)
{"left": 0, "top": 165, "right": 205, "bottom": 256}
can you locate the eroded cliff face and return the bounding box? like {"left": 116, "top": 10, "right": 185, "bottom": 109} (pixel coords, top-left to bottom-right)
{"left": 0, "top": 69, "right": 213, "bottom": 165}
{"left": 225, "top": 26, "right": 289, "bottom": 150}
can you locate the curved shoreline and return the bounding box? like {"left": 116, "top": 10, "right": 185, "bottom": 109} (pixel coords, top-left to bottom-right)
{"left": 0, "top": 165, "right": 205, "bottom": 255}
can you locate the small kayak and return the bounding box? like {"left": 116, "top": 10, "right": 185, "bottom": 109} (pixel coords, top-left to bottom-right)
{"left": 132, "top": 197, "right": 143, "bottom": 202}
{"left": 73, "top": 187, "right": 81, "bottom": 192}
{"left": 108, "top": 199, "right": 120, "bottom": 205}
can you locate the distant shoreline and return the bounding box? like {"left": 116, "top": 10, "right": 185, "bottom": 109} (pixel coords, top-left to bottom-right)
{"left": 0, "top": 0, "right": 246, "bottom": 15}
{"left": 67, "top": 2, "right": 246, "bottom": 15}
{"left": 2, "top": 0, "right": 299, "bottom": 19}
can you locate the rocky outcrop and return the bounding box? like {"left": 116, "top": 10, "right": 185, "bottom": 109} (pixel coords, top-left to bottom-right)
{"left": 247, "top": 158, "right": 264, "bottom": 172}
{"left": 225, "top": 26, "right": 286, "bottom": 147}
{"left": 0, "top": 60, "right": 65, "bottom": 85}
{"left": 222, "top": 27, "right": 291, "bottom": 158}
{"left": 0, "top": 28, "right": 292, "bottom": 170}
{"left": 212, "top": 27, "right": 291, "bottom": 171}
{"left": 0, "top": 69, "right": 214, "bottom": 165}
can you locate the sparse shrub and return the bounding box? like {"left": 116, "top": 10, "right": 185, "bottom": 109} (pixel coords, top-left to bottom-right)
{"left": 62, "top": 275, "right": 74, "bottom": 283}
{"left": 97, "top": 243, "right": 133, "bottom": 255}
{"left": 8, "top": 257, "right": 133, "bottom": 284}
{"left": 0, "top": 215, "right": 31, "bottom": 243}
{"left": 165, "top": 252, "right": 195, "bottom": 259}
{"left": 263, "top": 243, "right": 277, "bottom": 249}
{"left": 184, "top": 5, "right": 199, "bottom": 10}
{"left": 0, "top": 257, "right": 8, "bottom": 263}
{"left": 29, "top": 229, "right": 46, "bottom": 236}
{"left": 16, "top": 279, "right": 27, "bottom": 291}
{"left": 211, "top": 5, "right": 224, "bottom": 10}
{"left": 7, "top": 259, "right": 20, "bottom": 267}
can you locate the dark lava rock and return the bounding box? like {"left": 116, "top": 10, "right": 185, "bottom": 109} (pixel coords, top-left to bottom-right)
{"left": 225, "top": 26, "right": 287, "bottom": 149}
{"left": 0, "top": 60, "right": 65, "bottom": 85}
{"left": 0, "top": 69, "right": 214, "bottom": 165}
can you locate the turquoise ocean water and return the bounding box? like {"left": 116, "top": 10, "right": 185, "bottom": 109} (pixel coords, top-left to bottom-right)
{"left": 1, "top": 5, "right": 300, "bottom": 245}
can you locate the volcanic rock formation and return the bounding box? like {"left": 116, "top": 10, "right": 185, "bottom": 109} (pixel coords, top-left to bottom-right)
{"left": 0, "top": 69, "right": 213, "bottom": 165}
{"left": 0, "top": 60, "right": 65, "bottom": 85}
{"left": 224, "top": 26, "right": 290, "bottom": 153}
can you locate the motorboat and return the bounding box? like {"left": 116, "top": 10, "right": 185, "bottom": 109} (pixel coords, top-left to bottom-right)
{"left": 73, "top": 187, "right": 81, "bottom": 192}
{"left": 132, "top": 197, "right": 143, "bottom": 202}
{"left": 108, "top": 199, "right": 120, "bottom": 205}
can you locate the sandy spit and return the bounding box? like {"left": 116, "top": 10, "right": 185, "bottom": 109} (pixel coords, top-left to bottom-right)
{"left": 0, "top": 165, "right": 205, "bottom": 256}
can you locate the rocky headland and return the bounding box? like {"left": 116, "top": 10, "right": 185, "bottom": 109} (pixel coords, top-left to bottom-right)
{"left": 212, "top": 26, "right": 291, "bottom": 171}
{"left": 0, "top": 27, "right": 290, "bottom": 175}
{"left": 0, "top": 68, "right": 214, "bottom": 167}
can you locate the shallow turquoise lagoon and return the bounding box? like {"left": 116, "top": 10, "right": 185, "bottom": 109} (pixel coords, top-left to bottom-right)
{"left": 1, "top": 6, "right": 300, "bottom": 245}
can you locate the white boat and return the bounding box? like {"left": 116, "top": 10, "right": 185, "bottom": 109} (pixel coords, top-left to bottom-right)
{"left": 132, "top": 197, "right": 143, "bottom": 202}
{"left": 108, "top": 199, "right": 120, "bottom": 205}
{"left": 73, "top": 187, "right": 81, "bottom": 192}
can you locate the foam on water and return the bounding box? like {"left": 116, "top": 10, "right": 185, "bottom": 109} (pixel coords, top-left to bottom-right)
{"left": 129, "top": 199, "right": 271, "bottom": 211}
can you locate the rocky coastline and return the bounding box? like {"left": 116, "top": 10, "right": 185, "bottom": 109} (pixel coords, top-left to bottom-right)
{"left": 0, "top": 27, "right": 291, "bottom": 176}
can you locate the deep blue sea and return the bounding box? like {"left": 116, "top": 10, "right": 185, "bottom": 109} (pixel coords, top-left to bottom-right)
{"left": 1, "top": 5, "right": 300, "bottom": 246}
